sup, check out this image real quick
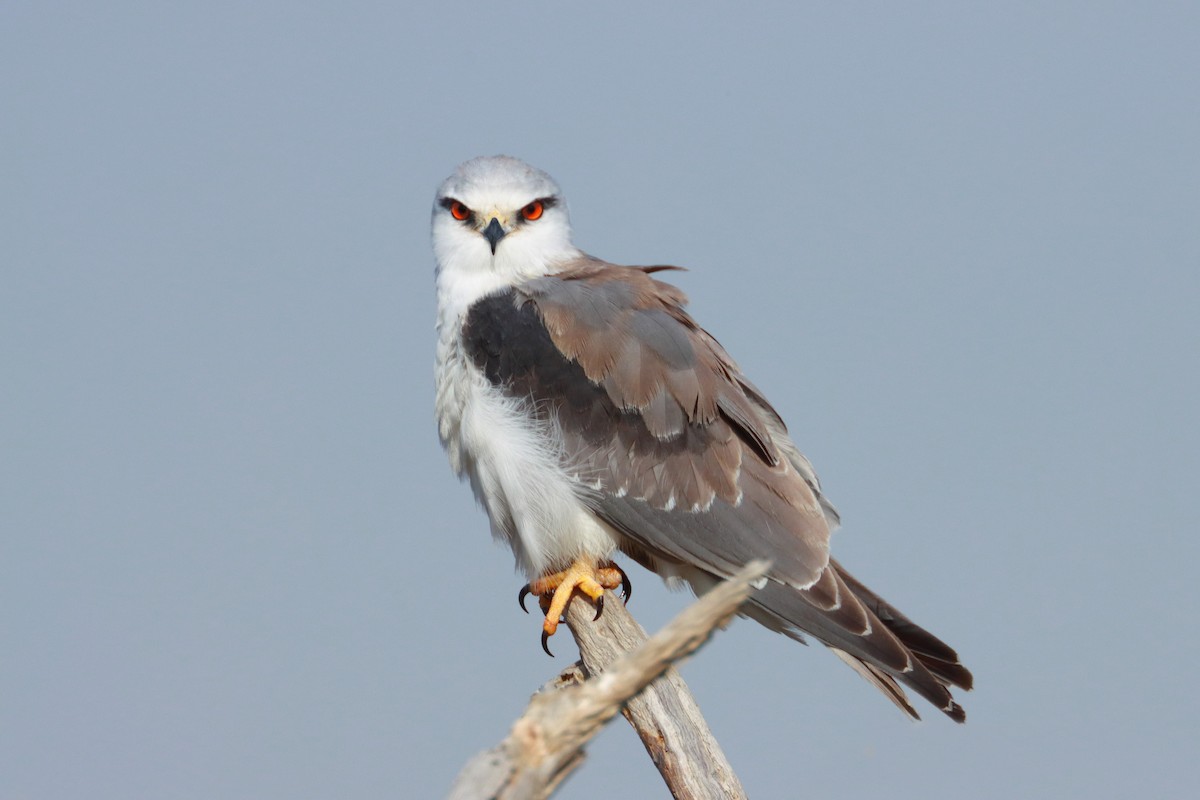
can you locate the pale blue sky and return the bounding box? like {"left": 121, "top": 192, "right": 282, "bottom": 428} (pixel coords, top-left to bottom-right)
{"left": 3, "top": 2, "right": 1198, "bottom": 798}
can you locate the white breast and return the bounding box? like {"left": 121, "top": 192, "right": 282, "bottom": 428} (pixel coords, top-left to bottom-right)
{"left": 435, "top": 328, "right": 619, "bottom": 578}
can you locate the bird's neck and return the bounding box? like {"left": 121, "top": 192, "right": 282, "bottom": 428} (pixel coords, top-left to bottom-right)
{"left": 434, "top": 244, "right": 581, "bottom": 335}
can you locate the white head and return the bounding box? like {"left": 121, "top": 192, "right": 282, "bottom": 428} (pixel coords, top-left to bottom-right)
{"left": 433, "top": 156, "right": 579, "bottom": 322}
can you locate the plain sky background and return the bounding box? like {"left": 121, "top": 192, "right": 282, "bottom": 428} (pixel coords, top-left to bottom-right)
{"left": 3, "top": 2, "right": 1198, "bottom": 798}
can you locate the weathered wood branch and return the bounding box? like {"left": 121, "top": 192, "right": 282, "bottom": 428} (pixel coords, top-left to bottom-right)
{"left": 447, "top": 561, "right": 767, "bottom": 800}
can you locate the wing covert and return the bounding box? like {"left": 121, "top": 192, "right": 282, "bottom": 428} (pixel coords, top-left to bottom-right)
{"left": 462, "top": 258, "right": 832, "bottom": 589}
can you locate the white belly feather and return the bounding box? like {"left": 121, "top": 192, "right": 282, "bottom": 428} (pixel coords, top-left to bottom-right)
{"left": 435, "top": 331, "right": 618, "bottom": 578}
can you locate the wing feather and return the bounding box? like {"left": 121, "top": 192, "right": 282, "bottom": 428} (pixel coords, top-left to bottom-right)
{"left": 461, "top": 257, "right": 971, "bottom": 721}
{"left": 463, "top": 258, "right": 832, "bottom": 589}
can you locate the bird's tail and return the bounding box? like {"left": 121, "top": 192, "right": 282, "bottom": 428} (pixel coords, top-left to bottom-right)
{"left": 744, "top": 559, "right": 973, "bottom": 722}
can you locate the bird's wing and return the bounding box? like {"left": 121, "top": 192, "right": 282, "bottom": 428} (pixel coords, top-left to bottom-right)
{"left": 463, "top": 258, "right": 972, "bottom": 721}
{"left": 462, "top": 257, "right": 831, "bottom": 590}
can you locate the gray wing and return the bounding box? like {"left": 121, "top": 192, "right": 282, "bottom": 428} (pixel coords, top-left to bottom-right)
{"left": 463, "top": 258, "right": 971, "bottom": 721}
{"left": 464, "top": 258, "right": 832, "bottom": 590}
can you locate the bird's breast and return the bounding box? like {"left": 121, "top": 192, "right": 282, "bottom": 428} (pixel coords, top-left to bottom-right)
{"left": 435, "top": 327, "right": 619, "bottom": 577}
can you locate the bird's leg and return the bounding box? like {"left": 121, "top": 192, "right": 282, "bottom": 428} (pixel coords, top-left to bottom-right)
{"left": 518, "top": 558, "right": 631, "bottom": 656}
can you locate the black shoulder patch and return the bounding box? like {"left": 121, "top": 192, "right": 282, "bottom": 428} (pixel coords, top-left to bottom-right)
{"left": 462, "top": 290, "right": 601, "bottom": 411}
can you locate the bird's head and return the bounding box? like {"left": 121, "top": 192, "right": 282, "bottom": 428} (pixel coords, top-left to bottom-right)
{"left": 432, "top": 156, "right": 576, "bottom": 296}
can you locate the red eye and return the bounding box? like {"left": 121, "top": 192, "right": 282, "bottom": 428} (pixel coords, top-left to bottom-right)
{"left": 521, "top": 200, "right": 544, "bottom": 221}
{"left": 449, "top": 201, "right": 470, "bottom": 221}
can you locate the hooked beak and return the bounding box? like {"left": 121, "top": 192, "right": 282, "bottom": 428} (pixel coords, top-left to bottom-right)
{"left": 482, "top": 217, "right": 506, "bottom": 254}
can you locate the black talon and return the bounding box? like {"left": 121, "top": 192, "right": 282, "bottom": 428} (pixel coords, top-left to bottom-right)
{"left": 592, "top": 593, "right": 605, "bottom": 621}
{"left": 541, "top": 630, "right": 554, "bottom": 657}
{"left": 606, "top": 562, "right": 632, "bottom": 603}
{"left": 518, "top": 585, "right": 532, "bottom": 614}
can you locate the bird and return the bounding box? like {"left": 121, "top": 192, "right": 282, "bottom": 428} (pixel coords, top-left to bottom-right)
{"left": 432, "top": 155, "right": 973, "bottom": 722}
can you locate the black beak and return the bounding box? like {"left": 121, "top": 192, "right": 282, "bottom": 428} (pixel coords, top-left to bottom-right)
{"left": 483, "top": 218, "right": 506, "bottom": 254}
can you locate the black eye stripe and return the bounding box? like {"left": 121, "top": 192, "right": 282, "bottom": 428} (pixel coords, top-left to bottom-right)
{"left": 439, "top": 197, "right": 475, "bottom": 223}
{"left": 517, "top": 196, "right": 558, "bottom": 222}
{"left": 438, "top": 196, "right": 558, "bottom": 221}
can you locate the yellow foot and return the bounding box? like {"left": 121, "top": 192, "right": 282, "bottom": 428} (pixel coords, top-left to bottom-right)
{"left": 518, "top": 559, "right": 631, "bottom": 656}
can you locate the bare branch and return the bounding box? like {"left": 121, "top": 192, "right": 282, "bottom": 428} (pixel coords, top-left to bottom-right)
{"left": 447, "top": 561, "right": 767, "bottom": 800}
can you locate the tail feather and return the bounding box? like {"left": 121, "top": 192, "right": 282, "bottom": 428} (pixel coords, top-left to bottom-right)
{"left": 829, "top": 648, "right": 920, "bottom": 720}
{"left": 833, "top": 560, "right": 973, "bottom": 691}
{"left": 744, "top": 563, "right": 972, "bottom": 723}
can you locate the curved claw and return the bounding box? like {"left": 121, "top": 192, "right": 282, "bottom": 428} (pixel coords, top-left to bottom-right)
{"left": 518, "top": 585, "right": 532, "bottom": 614}
{"left": 592, "top": 592, "right": 604, "bottom": 621}
{"left": 540, "top": 630, "right": 554, "bottom": 657}
{"left": 620, "top": 570, "right": 632, "bottom": 604}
